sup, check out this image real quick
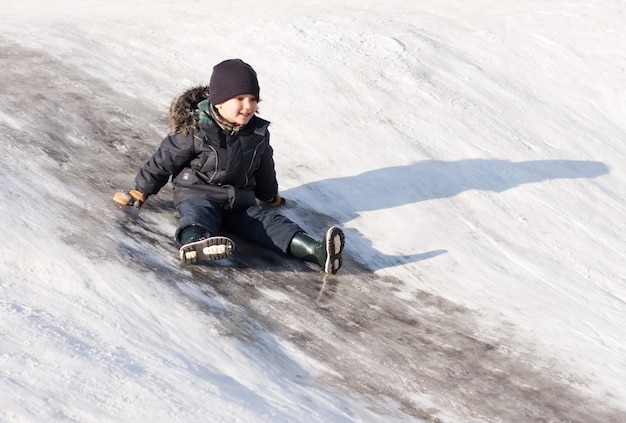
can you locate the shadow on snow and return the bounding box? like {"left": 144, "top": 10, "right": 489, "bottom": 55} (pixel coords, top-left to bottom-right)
{"left": 283, "top": 159, "right": 609, "bottom": 270}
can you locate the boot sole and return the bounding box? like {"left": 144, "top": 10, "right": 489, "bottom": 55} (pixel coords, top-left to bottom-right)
{"left": 324, "top": 226, "right": 345, "bottom": 274}
{"left": 179, "top": 236, "right": 235, "bottom": 264}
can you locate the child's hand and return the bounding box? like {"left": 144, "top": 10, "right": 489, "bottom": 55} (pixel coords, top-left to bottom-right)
{"left": 113, "top": 189, "right": 147, "bottom": 209}
{"left": 266, "top": 194, "right": 286, "bottom": 207}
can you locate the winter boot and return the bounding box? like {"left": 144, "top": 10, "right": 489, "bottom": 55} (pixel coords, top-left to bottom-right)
{"left": 289, "top": 226, "right": 345, "bottom": 274}
{"left": 179, "top": 225, "right": 210, "bottom": 245}
{"left": 178, "top": 225, "right": 235, "bottom": 264}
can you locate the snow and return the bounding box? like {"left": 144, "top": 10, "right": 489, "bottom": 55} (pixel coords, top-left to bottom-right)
{"left": 1, "top": 0, "right": 625, "bottom": 421}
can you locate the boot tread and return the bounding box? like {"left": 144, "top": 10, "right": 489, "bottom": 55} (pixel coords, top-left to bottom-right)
{"left": 324, "top": 226, "right": 345, "bottom": 274}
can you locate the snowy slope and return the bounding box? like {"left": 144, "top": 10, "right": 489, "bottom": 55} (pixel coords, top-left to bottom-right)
{"left": 1, "top": 0, "right": 625, "bottom": 422}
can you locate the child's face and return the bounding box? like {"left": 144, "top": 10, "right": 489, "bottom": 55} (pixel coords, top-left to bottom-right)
{"left": 216, "top": 94, "right": 258, "bottom": 126}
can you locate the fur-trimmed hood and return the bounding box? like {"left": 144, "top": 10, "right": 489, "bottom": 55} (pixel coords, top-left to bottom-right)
{"left": 167, "top": 85, "right": 210, "bottom": 135}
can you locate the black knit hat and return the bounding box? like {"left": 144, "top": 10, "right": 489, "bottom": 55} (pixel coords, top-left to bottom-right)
{"left": 209, "top": 59, "right": 260, "bottom": 105}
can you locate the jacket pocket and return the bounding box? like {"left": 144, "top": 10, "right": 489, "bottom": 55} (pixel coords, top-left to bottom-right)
{"left": 241, "top": 139, "right": 265, "bottom": 187}
{"left": 189, "top": 147, "right": 218, "bottom": 182}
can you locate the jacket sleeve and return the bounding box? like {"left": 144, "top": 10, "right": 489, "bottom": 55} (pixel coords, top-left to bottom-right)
{"left": 253, "top": 133, "right": 279, "bottom": 202}
{"left": 135, "top": 132, "right": 196, "bottom": 196}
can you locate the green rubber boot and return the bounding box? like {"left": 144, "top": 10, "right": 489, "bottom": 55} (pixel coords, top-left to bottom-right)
{"left": 179, "top": 225, "right": 210, "bottom": 245}
{"left": 289, "top": 226, "right": 345, "bottom": 274}
{"left": 178, "top": 225, "right": 234, "bottom": 264}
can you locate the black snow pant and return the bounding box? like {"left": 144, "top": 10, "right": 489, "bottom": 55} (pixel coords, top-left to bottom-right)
{"left": 175, "top": 198, "right": 302, "bottom": 254}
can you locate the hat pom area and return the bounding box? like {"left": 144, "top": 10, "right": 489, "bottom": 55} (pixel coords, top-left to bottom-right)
{"left": 209, "top": 59, "right": 260, "bottom": 105}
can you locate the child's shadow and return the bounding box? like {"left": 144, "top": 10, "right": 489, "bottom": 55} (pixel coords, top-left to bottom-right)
{"left": 282, "top": 159, "right": 609, "bottom": 271}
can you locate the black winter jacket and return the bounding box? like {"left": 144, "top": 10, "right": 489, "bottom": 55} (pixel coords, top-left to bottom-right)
{"left": 135, "top": 114, "right": 279, "bottom": 210}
